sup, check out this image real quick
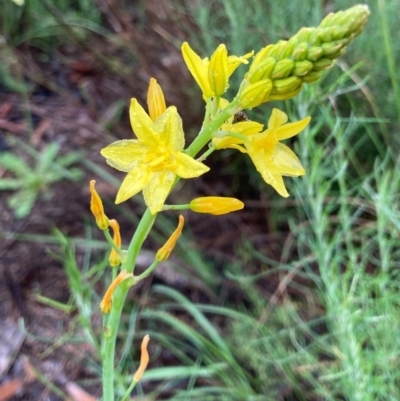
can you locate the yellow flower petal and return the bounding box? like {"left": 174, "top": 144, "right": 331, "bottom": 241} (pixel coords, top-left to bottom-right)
{"left": 174, "top": 152, "right": 210, "bottom": 178}
{"left": 227, "top": 51, "right": 254, "bottom": 76}
{"left": 212, "top": 121, "right": 263, "bottom": 150}
{"left": 143, "top": 170, "right": 176, "bottom": 214}
{"left": 100, "top": 140, "right": 147, "bottom": 172}
{"left": 147, "top": 78, "right": 166, "bottom": 122}
{"left": 273, "top": 143, "right": 305, "bottom": 176}
{"left": 276, "top": 116, "right": 311, "bottom": 140}
{"left": 116, "top": 167, "right": 150, "bottom": 204}
{"left": 153, "top": 106, "right": 185, "bottom": 152}
{"left": 268, "top": 108, "right": 288, "bottom": 129}
{"left": 268, "top": 173, "right": 290, "bottom": 198}
{"left": 181, "top": 42, "right": 213, "bottom": 97}
{"left": 208, "top": 44, "right": 229, "bottom": 96}
{"left": 130, "top": 99, "right": 158, "bottom": 147}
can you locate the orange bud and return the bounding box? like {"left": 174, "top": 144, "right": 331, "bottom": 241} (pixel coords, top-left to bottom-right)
{"left": 147, "top": 78, "right": 166, "bottom": 122}
{"left": 190, "top": 196, "right": 244, "bottom": 215}
{"left": 90, "top": 180, "right": 109, "bottom": 230}
{"left": 99, "top": 270, "right": 133, "bottom": 314}
{"left": 133, "top": 335, "right": 150, "bottom": 383}
{"left": 109, "top": 219, "right": 122, "bottom": 267}
{"left": 156, "top": 215, "right": 184, "bottom": 262}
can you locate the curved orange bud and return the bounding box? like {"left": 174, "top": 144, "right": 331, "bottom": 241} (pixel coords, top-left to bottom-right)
{"left": 156, "top": 215, "right": 184, "bottom": 261}
{"left": 99, "top": 270, "right": 133, "bottom": 314}
{"left": 90, "top": 180, "right": 109, "bottom": 230}
{"left": 190, "top": 197, "right": 244, "bottom": 215}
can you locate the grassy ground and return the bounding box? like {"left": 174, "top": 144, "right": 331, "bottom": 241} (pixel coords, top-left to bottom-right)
{"left": 0, "top": 0, "right": 399, "bottom": 400}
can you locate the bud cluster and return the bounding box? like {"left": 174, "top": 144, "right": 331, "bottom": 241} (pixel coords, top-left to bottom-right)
{"left": 240, "top": 4, "right": 370, "bottom": 108}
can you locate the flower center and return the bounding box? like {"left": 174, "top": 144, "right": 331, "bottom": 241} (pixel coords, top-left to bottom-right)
{"left": 143, "top": 146, "right": 177, "bottom": 171}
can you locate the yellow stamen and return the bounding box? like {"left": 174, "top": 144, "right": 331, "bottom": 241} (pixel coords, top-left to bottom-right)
{"left": 156, "top": 215, "right": 184, "bottom": 261}
{"left": 109, "top": 219, "right": 122, "bottom": 267}
{"left": 89, "top": 180, "right": 109, "bottom": 230}
{"left": 99, "top": 270, "right": 133, "bottom": 314}
{"left": 133, "top": 334, "right": 150, "bottom": 383}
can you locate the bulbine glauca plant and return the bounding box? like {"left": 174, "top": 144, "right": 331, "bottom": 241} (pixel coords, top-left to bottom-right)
{"left": 88, "top": 5, "right": 369, "bottom": 400}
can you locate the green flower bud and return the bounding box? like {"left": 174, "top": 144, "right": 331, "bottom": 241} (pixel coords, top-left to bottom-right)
{"left": 301, "top": 71, "right": 322, "bottom": 83}
{"left": 272, "top": 59, "right": 295, "bottom": 79}
{"left": 293, "top": 60, "right": 314, "bottom": 76}
{"left": 269, "top": 86, "right": 302, "bottom": 101}
{"left": 312, "top": 57, "right": 333, "bottom": 71}
{"left": 321, "top": 41, "right": 344, "bottom": 56}
{"left": 307, "top": 46, "right": 323, "bottom": 61}
{"left": 292, "top": 42, "right": 309, "bottom": 61}
{"left": 272, "top": 76, "right": 302, "bottom": 94}
{"left": 246, "top": 57, "right": 276, "bottom": 83}
{"left": 240, "top": 79, "right": 272, "bottom": 109}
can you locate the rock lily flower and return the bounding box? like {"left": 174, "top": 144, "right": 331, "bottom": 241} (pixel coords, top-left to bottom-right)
{"left": 245, "top": 109, "right": 310, "bottom": 197}
{"left": 214, "top": 108, "right": 310, "bottom": 197}
{"left": 182, "top": 42, "right": 253, "bottom": 98}
{"left": 100, "top": 80, "right": 210, "bottom": 214}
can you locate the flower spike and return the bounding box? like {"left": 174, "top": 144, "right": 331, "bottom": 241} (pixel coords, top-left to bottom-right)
{"left": 190, "top": 197, "right": 244, "bottom": 215}
{"left": 238, "top": 5, "right": 370, "bottom": 107}
{"left": 109, "top": 219, "right": 122, "bottom": 267}
{"left": 133, "top": 335, "right": 150, "bottom": 383}
{"left": 89, "top": 180, "right": 109, "bottom": 230}
{"left": 100, "top": 270, "right": 133, "bottom": 314}
{"left": 156, "top": 215, "right": 184, "bottom": 261}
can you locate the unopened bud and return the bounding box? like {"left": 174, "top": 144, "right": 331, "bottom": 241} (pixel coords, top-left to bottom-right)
{"left": 190, "top": 196, "right": 244, "bottom": 215}
{"left": 239, "top": 79, "right": 272, "bottom": 109}
{"left": 208, "top": 44, "right": 229, "bottom": 96}
{"left": 147, "top": 78, "right": 166, "bottom": 122}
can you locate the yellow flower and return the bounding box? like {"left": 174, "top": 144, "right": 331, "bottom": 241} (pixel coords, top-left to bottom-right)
{"left": 213, "top": 108, "right": 310, "bottom": 197}
{"left": 181, "top": 42, "right": 253, "bottom": 98}
{"left": 245, "top": 109, "right": 310, "bottom": 197}
{"left": 190, "top": 197, "right": 244, "bottom": 215}
{"left": 100, "top": 82, "right": 210, "bottom": 214}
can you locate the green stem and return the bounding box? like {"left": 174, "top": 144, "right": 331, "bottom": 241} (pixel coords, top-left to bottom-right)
{"left": 119, "top": 380, "right": 137, "bottom": 401}
{"left": 162, "top": 203, "right": 190, "bottom": 211}
{"left": 186, "top": 97, "right": 240, "bottom": 158}
{"left": 104, "top": 229, "right": 123, "bottom": 256}
{"left": 101, "top": 96, "right": 240, "bottom": 401}
{"left": 134, "top": 260, "right": 159, "bottom": 282}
